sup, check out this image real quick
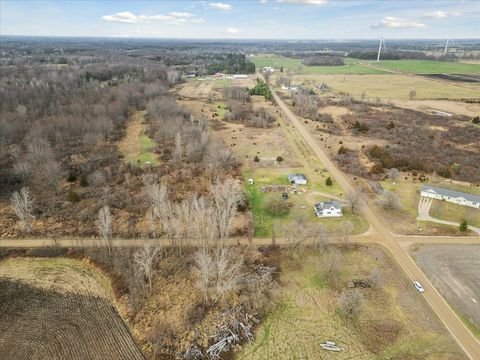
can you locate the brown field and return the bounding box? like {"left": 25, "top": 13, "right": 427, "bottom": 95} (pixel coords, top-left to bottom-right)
{"left": 0, "top": 258, "right": 144, "bottom": 360}
{"left": 412, "top": 245, "right": 480, "bottom": 338}
{"left": 238, "top": 245, "right": 465, "bottom": 360}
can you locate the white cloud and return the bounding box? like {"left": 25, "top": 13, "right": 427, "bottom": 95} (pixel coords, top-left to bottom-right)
{"left": 423, "top": 10, "right": 462, "bottom": 18}
{"left": 371, "top": 16, "right": 427, "bottom": 29}
{"left": 259, "top": 0, "right": 268, "bottom": 3}
{"left": 277, "top": 0, "right": 328, "bottom": 5}
{"left": 169, "top": 12, "right": 194, "bottom": 18}
{"left": 225, "top": 27, "right": 240, "bottom": 34}
{"left": 208, "top": 2, "right": 232, "bottom": 11}
{"left": 101, "top": 11, "right": 204, "bottom": 25}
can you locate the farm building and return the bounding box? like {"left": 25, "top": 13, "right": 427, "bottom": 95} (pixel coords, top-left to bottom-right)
{"left": 420, "top": 185, "right": 480, "bottom": 209}
{"left": 314, "top": 201, "right": 343, "bottom": 217}
{"left": 232, "top": 74, "right": 248, "bottom": 79}
{"left": 287, "top": 173, "right": 308, "bottom": 185}
{"left": 263, "top": 66, "right": 275, "bottom": 73}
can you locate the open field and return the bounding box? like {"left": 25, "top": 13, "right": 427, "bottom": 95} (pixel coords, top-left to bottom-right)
{"left": 175, "top": 79, "right": 368, "bottom": 238}
{"left": 117, "top": 110, "right": 158, "bottom": 167}
{"left": 292, "top": 73, "right": 480, "bottom": 100}
{"left": 0, "top": 257, "right": 144, "bottom": 360}
{"left": 250, "top": 55, "right": 386, "bottom": 74}
{"left": 238, "top": 246, "right": 465, "bottom": 360}
{"left": 367, "top": 59, "right": 480, "bottom": 74}
{"left": 412, "top": 245, "right": 480, "bottom": 339}
{"left": 390, "top": 99, "right": 480, "bottom": 117}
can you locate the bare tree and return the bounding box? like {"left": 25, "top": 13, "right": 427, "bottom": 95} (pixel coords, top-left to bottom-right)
{"left": 207, "top": 140, "right": 239, "bottom": 171}
{"left": 173, "top": 132, "right": 183, "bottom": 164}
{"left": 312, "top": 223, "right": 329, "bottom": 251}
{"left": 369, "top": 267, "right": 384, "bottom": 289}
{"left": 322, "top": 248, "right": 342, "bottom": 285}
{"left": 195, "top": 248, "right": 243, "bottom": 304}
{"left": 378, "top": 190, "right": 401, "bottom": 211}
{"left": 97, "top": 205, "right": 112, "bottom": 253}
{"left": 134, "top": 241, "right": 160, "bottom": 291}
{"left": 10, "top": 187, "right": 34, "bottom": 233}
{"left": 212, "top": 178, "right": 242, "bottom": 244}
{"left": 340, "top": 220, "right": 353, "bottom": 244}
{"left": 143, "top": 177, "right": 169, "bottom": 220}
{"left": 338, "top": 289, "right": 364, "bottom": 318}
{"left": 388, "top": 168, "right": 400, "bottom": 185}
{"left": 346, "top": 189, "right": 360, "bottom": 214}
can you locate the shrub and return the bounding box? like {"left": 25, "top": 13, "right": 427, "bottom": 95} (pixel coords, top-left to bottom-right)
{"left": 369, "top": 164, "right": 384, "bottom": 175}
{"left": 459, "top": 220, "right": 468, "bottom": 232}
{"left": 276, "top": 156, "right": 283, "bottom": 162}
{"left": 325, "top": 177, "right": 333, "bottom": 186}
{"left": 437, "top": 166, "right": 452, "bottom": 178}
{"left": 473, "top": 116, "right": 480, "bottom": 124}
{"left": 338, "top": 145, "right": 348, "bottom": 155}
{"left": 254, "top": 155, "right": 260, "bottom": 162}
{"left": 386, "top": 121, "right": 395, "bottom": 130}
{"left": 353, "top": 120, "right": 369, "bottom": 132}
{"left": 264, "top": 198, "right": 293, "bottom": 216}
{"left": 67, "top": 172, "right": 77, "bottom": 182}
{"left": 67, "top": 190, "right": 80, "bottom": 203}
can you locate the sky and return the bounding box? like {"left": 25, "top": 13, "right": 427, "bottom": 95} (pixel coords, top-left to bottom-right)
{"left": 1, "top": 0, "right": 479, "bottom": 39}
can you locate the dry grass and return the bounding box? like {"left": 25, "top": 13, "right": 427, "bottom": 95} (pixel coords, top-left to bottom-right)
{"left": 117, "top": 110, "right": 159, "bottom": 167}
{"left": 238, "top": 246, "right": 464, "bottom": 360}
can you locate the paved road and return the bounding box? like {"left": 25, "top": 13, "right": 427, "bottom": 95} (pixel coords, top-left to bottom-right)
{"left": 269, "top": 85, "right": 480, "bottom": 360}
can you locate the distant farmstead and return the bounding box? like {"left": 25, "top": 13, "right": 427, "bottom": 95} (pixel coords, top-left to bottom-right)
{"left": 420, "top": 185, "right": 480, "bottom": 209}
{"left": 287, "top": 173, "right": 308, "bottom": 185}
{"left": 314, "top": 201, "right": 343, "bottom": 217}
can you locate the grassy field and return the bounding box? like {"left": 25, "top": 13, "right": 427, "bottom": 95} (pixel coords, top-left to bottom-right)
{"left": 293, "top": 74, "right": 480, "bottom": 100}
{"left": 250, "top": 55, "right": 386, "bottom": 74}
{"left": 117, "top": 110, "right": 159, "bottom": 167}
{"left": 368, "top": 59, "right": 480, "bottom": 74}
{"left": 238, "top": 247, "right": 464, "bottom": 360}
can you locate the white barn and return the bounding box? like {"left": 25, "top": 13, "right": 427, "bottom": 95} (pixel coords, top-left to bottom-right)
{"left": 420, "top": 185, "right": 480, "bottom": 209}
{"left": 314, "top": 201, "right": 343, "bottom": 217}
{"left": 288, "top": 173, "right": 307, "bottom": 185}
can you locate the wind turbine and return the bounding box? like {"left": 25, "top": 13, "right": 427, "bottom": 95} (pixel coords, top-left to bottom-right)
{"left": 444, "top": 39, "right": 455, "bottom": 56}
{"left": 376, "top": 37, "right": 386, "bottom": 62}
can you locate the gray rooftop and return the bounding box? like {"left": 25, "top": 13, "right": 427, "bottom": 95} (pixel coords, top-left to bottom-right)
{"left": 315, "top": 201, "right": 342, "bottom": 211}
{"left": 288, "top": 173, "right": 307, "bottom": 181}
{"left": 421, "top": 185, "right": 480, "bottom": 203}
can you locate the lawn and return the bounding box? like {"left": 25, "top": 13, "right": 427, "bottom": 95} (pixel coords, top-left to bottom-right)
{"left": 243, "top": 167, "right": 368, "bottom": 237}
{"left": 293, "top": 74, "right": 480, "bottom": 100}
{"left": 378, "top": 177, "right": 480, "bottom": 232}
{"left": 250, "top": 55, "right": 386, "bottom": 74}
{"left": 369, "top": 59, "right": 480, "bottom": 74}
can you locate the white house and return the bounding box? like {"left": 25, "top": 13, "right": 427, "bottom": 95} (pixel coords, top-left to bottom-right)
{"left": 420, "top": 185, "right": 480, "bottom": 209}
{"left": 263, "top": 66, "right": 275, "bottom": 73}
{"left": 287, "top": 173, "right": 307, "bottom": 185}
{"left": 314, "top": 201, "right": 343, "bottom": 217}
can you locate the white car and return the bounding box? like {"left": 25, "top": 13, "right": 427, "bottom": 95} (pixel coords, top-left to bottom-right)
{"left": 414, "top": 281, "right": 425, "bottom": 293}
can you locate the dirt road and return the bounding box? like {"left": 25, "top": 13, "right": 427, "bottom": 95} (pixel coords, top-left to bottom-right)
{"left": 269, "top": 84, "right": 480, "bottom": 360}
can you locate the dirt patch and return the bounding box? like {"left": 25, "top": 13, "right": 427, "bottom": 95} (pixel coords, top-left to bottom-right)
{"left": 412, "top": 245, "right": 480, "bottom": 333}
{"left": 0, "top": 258, "right": 144, "bottom": 360}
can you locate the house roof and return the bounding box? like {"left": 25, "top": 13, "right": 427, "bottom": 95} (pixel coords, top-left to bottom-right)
{"left": 288, "top": 173, "right": 307, "bottom": 181}
{"left": 421, "top": 185, "right": 480, "bottom": 203}
{"left": 315, "top": 201, "right": 342, "bottom": 211}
